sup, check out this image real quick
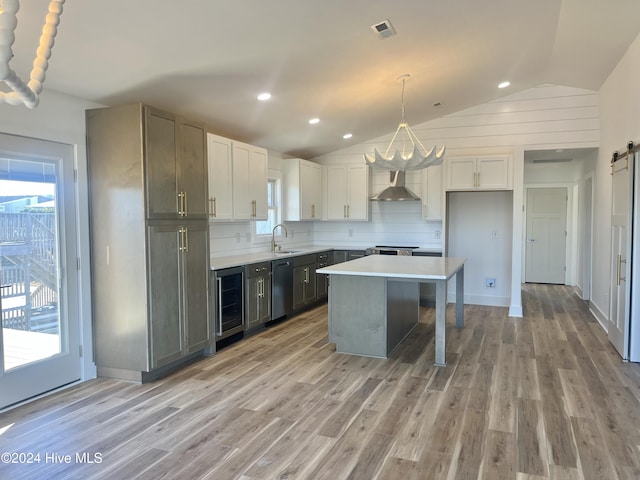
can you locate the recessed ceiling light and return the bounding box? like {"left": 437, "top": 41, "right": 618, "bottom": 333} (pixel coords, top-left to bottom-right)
{"left": 343, "top": 133, "right": 353, "bottom": 140}
{"left": 498, "top": 81, "right": 511, "bottom": 89}
{"left": 257, "top": 92, "right": 271, "bottom": 101}
{"left": 309, "top": 118, "right": 320, "bottom": 125}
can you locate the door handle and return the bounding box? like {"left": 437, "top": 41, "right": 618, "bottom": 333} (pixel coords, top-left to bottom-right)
{"left": 617, "top": 254, "right": 627, "bottom": 285}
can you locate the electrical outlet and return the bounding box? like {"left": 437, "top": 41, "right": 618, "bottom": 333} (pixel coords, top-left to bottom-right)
{"left": 485, "top": 277, "right": 496, "bottom": 288}
{"left": 435, "top": 230, "right": 441, "bottom": 239}
{"left": 492, "top": 230, "right": 499, "bottom": 239}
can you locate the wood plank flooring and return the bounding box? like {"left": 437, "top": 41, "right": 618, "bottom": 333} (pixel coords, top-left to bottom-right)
{"left": 1, "top": 284, "right": 640, "bottom": 479}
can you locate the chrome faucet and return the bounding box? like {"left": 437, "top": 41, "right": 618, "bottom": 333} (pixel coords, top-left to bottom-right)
{"left": 271, "top": 223, "right": 288, "bottom": 252}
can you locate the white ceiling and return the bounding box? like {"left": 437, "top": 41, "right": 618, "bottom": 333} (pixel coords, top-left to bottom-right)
{"left": 8, "top": 0, "right": 640, "bottom": 158}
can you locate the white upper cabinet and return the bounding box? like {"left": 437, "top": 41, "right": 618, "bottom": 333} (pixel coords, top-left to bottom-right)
{"left": 207, "top": 133, "right": 268, "bottom": 221}
{"left": 325, "top": 164, "right": 369, "bottom": 221}
{"left": 421, "top": 163, "right": 443, "bottom": 221}
{"left": 283, "top": 158, "right": 322, "bottom": 221}
{"left": 207, "top": 133, "right": 233, "bottom": 221}
{"left": 231, "top": 141, "right": 268, "bottom": 220}
{"left": 445, "top": 155, "right": 512, "bottom": 191}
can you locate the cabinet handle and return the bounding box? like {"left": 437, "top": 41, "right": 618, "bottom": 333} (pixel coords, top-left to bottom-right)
{"left": 347, "top": 205, "right": 350, "bottom": 218}
{"left": 184, "top": 191, "right": 188, "bottom": 215}
{"left": 343, "top": 205, "right": 347, "bottom": 218}
{"left": 304, "top": 267, "right": 309, "bottom": 284}
{"left": 259, "top": 278, "right": 264, "bottom": 298}
{"left": 311, "top": 204, "right": 315, "bottom": 219}
{"left": 184, "top": 227, "right": 189, "bottom": 253}
{"left": 251, "top": 199, "right": 256, "bottom": 218}
{"left": 209, "top": 197, "right": 217, "bottom": 218}
{"left": 177, "top": 192, "right": 183, "bottom": 216}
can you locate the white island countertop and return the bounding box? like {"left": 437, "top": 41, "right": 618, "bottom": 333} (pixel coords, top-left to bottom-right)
{"left": 317, "top": 255, "right": 465, "bottom": 281}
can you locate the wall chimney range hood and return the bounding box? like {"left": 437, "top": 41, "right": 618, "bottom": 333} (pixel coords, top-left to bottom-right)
{"left": 370, "top": 170, "right": 420, "bottom": 201}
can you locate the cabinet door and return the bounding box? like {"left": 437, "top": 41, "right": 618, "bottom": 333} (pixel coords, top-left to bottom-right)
{"left": 422, "top": 163, "right": 443, "bottom": 221}
{"left": 179, "top": 121, "right": 208, "bottom": 218}
{"left": 259, "top": 275, "right": 271, "bottom": 324}
{"left": 326, "top": 165, "right": 348, "bottom": 220}
{"left": 316, "top": 270, "right": 328, "bottom": 299}
{"left": 293, "top": 266, "right": 306, "bottom": 310}
{"left": 347, "top": 165, "right": 369, "bottom": 220}
{"left": 301, "top": 161, "right": 322, "bottom": 220}
{"left": 445, "top": 157, "right": 476, "bottom": 191}
{"left": 232, "top": 142, "right": 252, "bottom": 219}
{"left": 207, "top": 133, "right": 233, "bottom": 220}
{"left": 304, "top": 266, "right": 317, "bottom": 303}
{"left": 148, "top": 225, "right": 183, "bottom": 368}
{"left": 145, "top": 108, "right": 179, "bottom": 219}
{"left": 250, "top": 146, "right": 268, "bottom": 220}
{"left": 183, "top": 223, "right": 210, "bottom": 352}
{"left": 246, "top": 277, "right": 260, "bottom": 330}
{"left": 477, "top": 155, "right": 510, "bottom": 190}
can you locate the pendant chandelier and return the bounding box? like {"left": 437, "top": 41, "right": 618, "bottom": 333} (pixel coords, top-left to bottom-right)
{"left": 364, "top": 74, "right": 445, "bottom": 171}
{"left": 0, "top": 0, "right": 65, "bottom": 108}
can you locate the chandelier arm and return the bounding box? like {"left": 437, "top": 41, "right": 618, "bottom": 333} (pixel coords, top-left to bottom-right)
{"left": 405, "top": 124, "right": 430, "bottom": 156}
{"left": 383, "top": 124, "right": 405, "bottom": 157}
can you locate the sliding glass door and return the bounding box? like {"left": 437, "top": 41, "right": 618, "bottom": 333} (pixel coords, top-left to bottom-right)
{"left": 0, "top": 133, "right": 80, "bottom": 409}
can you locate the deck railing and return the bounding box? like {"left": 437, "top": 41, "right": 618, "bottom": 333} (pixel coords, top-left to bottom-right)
{"left": 1, "top": 212, "right": 59, "bottom": 333}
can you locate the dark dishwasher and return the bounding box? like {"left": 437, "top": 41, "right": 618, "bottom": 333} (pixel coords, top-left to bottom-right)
{"left": 271, "top": 258, "right": 293, "bottom": 320}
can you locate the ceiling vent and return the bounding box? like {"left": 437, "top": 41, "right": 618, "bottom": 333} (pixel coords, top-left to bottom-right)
{"left": 371, "top": 19, "right": 396, "bottom": 39}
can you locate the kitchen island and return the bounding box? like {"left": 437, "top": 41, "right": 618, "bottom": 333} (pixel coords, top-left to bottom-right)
{"left": 317, "top": 255, "right": 465, "bottom": 366}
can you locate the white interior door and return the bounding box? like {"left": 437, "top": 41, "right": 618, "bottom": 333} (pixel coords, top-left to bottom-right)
{"left": 0, "top": 134, "right": 80, "bottom": 409}
{"left": 525, "top": 187, "right": 568, "bottom": 284}
{"left": 609, "top": 156, "right": 632, "bottom": 359}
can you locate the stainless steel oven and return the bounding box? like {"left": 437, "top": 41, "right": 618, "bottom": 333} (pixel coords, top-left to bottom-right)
{"left": 365, "top": 245, "right": 419, "bottom": 256}
{"left": 214, "top": 266, "right": 245, "bottom": 340}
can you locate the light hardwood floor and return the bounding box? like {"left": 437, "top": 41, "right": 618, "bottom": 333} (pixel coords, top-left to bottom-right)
{"left": 1, "top": 284, "right": 640, "bottom": 479}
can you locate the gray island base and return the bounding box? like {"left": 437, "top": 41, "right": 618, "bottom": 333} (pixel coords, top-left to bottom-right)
{"left": 317, "top": 256, "right": 466, "bottom": 366}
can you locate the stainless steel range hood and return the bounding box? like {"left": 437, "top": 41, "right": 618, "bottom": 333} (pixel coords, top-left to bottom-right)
{"left": 370, "top": 170, "right": 420, "bottom": 201}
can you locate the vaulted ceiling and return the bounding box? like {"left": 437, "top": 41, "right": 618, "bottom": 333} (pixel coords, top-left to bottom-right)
{"left": 9, "top": 0, "right": 640, "bottom": 158}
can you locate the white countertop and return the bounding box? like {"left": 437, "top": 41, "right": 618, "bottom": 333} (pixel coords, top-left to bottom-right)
{"left": 316, "top": 255, "right": 465, "bottom": 281}
{"left": 211, "top": 246, "right": 444, "bottom": 270}
{"left": 211, "top": 247, "right": 333, "bottom": 270}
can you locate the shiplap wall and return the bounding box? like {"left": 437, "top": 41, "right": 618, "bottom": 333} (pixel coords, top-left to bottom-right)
{"left": 313, "top": 84, "right": 599, "bottom": 312}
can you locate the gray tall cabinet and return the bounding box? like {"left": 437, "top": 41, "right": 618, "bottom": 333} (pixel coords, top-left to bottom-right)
{"left": 87, "top": 104, "right": 211, "bottom": 382}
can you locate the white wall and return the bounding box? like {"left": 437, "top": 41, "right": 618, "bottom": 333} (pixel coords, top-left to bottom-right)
{"left": 447, "top": 191, "right": 513, "bottom": 306}
{"left": 595, "top": 31, "right": 640, "bottom": 325}
{"left": 0, "top": 90, "right": 102, "bottom": 380}
{"left": 313, "top": 84, "right": 599, "bottom": 314}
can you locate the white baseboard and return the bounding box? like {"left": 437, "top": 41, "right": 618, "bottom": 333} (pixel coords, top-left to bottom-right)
{"left": 589, "top": 301, "right": 608, "bottom": 333}
{"left": 448, "top": 293, "right": 510, "bottom": 307}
